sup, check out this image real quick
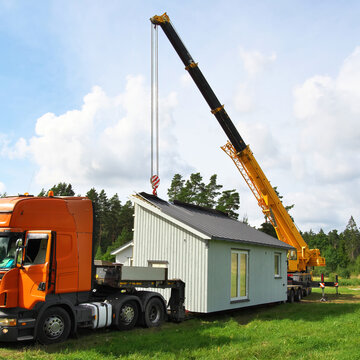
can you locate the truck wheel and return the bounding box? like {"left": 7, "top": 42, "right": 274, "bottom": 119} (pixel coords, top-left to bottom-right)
{"left": 306, "top": 287, "right": 312, "bottom": 296}
{"left": 144, "top": 297, "right": 165, "bottom": 328}
{"left": 288, "top": 289, "right": 295, "bottom": 303}
{"left": 295, "top": 288, "right": 302, "bottom": 302}
{"left": 116, "top": 301, "right": 139, "bottom": 330}
{"left": 37, "top": 307, "right": 71, "bottom": 345}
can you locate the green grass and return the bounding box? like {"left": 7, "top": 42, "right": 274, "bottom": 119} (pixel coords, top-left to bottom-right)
{"left": 313, "top": 276, "right": 360, "bottom": 287}
{"left": 0, "top": 287, "right": 360, "bottom": 360}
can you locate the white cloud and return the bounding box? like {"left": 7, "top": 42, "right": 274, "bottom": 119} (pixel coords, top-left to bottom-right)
{"left": 180, "top": 73, "right": 192, "bottom": 87}
{"left": 287, "top": 46, "right": 360, "bottom": 231}
{"left": 235, "top": 121, "right": 283, "bottom": 169}
{"left": 0, "top": 136, "right": 29, "bottom": 160}
{"left": 2, "top": 75, "right": 190, "bottom": 192}
{"left": 293, "top": 46, "right": 360, "bottom": 184}
{"left": 234, "top": 47, "right": 277, "bottom": 114}
{"left": 239, "top": 47, "right": 277, "bottom": 76}
{"left": 234, "top": 83, "right": 254, "bottom": 113}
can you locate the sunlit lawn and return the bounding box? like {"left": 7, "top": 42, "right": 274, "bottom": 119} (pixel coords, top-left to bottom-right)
{"left": 0, "top": 286, "right": 359, "bottom": 360}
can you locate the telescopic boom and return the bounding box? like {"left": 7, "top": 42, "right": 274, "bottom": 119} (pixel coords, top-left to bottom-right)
{"left": 151, "top": 13, "right": 325, "bottom": 272}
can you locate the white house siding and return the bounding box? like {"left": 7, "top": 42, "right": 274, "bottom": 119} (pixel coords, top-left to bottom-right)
{"left": 133, "top": 204, "right": 209, "bottom": 313}
{"left": 115, "top": 246, "right": 133, "bottom": 265}
{"left": 207, "top": 240, "right": 288, "bottom": 312}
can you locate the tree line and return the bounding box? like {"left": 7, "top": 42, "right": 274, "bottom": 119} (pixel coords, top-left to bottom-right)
{"left": 167, "top": 173, "right": 240, "bottom": 219}
{"left": 10, "top": 176, "right": 359, "bottom": 277}
{"left": 302, "top": 216, "right": 360, "bottom": 278}
{"left": 39, "top": 183, "right": 134, "bottom": 262}
{"left": 32, "top": 175, "right": 240, "bottom": 262}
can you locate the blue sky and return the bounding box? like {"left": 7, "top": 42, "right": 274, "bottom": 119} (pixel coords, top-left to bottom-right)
{"left": 0, "top": 1, "right": 360, "bottom": 232}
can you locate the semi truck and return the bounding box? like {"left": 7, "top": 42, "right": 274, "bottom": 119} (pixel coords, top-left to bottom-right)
{"left": 150, "top": 13, "right": 335, "bottom": 299}
{"left": 0, "top": 194, "right": 185, "bottom": 344}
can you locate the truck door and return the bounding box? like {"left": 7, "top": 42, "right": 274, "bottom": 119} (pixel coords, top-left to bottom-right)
{"left": 18, "top": 231, "right": 55, "bottom": 309}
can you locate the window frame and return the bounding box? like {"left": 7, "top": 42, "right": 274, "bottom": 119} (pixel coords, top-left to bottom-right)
{"left": 274, "top": 252, "right": 281, "bottom": 278}
{"left": 230, "top": 249, "right": 249, "bottom": 301}
{"left": 148, "top": 260, "right": 168, "bottom": 268}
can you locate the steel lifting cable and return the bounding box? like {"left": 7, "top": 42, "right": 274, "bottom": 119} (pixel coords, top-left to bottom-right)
{"left": 150, "top": 23, "right": 160, "bottom": 195}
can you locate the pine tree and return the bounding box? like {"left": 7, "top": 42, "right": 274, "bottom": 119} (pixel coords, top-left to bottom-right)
{"left": 167, "top": 173, "right": 240, "bottom": 218}
{"left": 216, "top": 190, "right": 240, "bottom": 219}
{"left": 49, "top": 182, "right": 75, "bottom": 196}
{"left": 37, "top": 188, "right": 46, "bottom": 197}
{"left": 182, "top": 173, "right": 206, "bottom": 205}
{"left": 344, "top": 216, "right": 360, "bottom": 261}
{"left": 98, "top": 189, "right": 110, "bottom": 252}
{"left": 167, "top": 174, "right": 185, "bottom": 202}
{"left": 204, "top": 175, "right": 223, "bottom": 208}
{"left": 86, "top": 188, "right": 100, "bottom": 250}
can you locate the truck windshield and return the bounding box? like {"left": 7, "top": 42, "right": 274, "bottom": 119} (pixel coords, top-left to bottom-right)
{"left": 0, "top": 234, "right": 20, "bottom": 269}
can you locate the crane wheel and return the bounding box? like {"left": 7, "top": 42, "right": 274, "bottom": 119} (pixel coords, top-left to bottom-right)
{"left": 295, "top": 288, "right": 302, "bottom": 302}
{"left": 288, "top": 289, "right": 295, "bottom": 303}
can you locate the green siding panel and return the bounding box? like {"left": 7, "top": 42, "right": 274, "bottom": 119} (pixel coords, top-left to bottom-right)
{"left": 207, "top": 240, "right": 288, "bottom": 312}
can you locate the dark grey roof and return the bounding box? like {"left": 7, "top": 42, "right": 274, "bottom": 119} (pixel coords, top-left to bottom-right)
{"left": 137, "top": 192, "right": 293, "bottom": 250}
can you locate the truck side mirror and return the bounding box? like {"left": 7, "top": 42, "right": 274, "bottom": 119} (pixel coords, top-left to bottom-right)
{"left": 14, "top": 238, "right": 25, "bottom": 268}
{"left": 15, "top": 238, "right": 24, "bottom": 249}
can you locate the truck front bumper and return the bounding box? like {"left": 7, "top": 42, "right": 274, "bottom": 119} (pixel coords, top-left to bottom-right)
{"left": 0, "top": 317, "right": 36, "bottom": 342}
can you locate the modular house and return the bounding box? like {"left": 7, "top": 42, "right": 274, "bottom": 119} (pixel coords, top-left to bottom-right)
{"left": 111, "top": 240, "right": 134, "bottom": 265}
{"left": 131, "top": 192, "right": 294, "bottom": 313}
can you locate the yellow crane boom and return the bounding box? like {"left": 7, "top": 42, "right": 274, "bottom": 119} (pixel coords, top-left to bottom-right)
{"left": 221, "top": 142, "right": 325, "bottom": 272}
{"left": 151, "top": 13, "right": 325, "bottom": 273}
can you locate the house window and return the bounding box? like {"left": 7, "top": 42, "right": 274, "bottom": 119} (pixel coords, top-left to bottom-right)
{"left": 148, "top": 260, "right": 168, "bottom": 268}
{"left": 231, "top": 250, "right": 248, "bottom": 300}
{"left": 274, "top": 253, "right": 281, "bottom": 278}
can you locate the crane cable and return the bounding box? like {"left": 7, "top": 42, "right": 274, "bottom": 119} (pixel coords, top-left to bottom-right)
{"left": 150, "top": 23, "right": 160, "bottom": 196}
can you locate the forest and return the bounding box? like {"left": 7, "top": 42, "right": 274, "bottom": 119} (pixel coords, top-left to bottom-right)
{"left": 25, "top": 174, "right": 360, "bottom": 278}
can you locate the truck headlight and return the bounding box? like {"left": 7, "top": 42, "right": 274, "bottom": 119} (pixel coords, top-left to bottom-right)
{"left": 0, "top": 318, "right": 17, "bottom": 326}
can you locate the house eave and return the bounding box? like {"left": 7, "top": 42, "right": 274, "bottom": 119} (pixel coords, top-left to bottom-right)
{"left": 131, "top": 194, "right": 211, "bottom": 240}
{"left": 211, "top": 236, "right": 295, "bottom": 250}
{"left": 110, "top": 241, "right": 134, "bottom": 255}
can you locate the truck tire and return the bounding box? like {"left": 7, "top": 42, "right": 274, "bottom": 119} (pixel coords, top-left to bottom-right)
{"left": 288, "top": 289, "right": 295, "bottom": 303}
{"left": 116, "top": 301, "right": 139, "bottom": 330}
{"left": 144, "top": 297, "right": 165, "bottom": 328}
{"left": 306, "top": 287, "right": 312, "bottom": 296}
{"left": 295, "top": 288, "right": 302, "bottom": 302}
{"left": 36, "top": 307, "right": 71, "bottom": 345}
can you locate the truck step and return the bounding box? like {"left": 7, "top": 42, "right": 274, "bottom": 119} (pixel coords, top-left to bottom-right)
{"left": 17, "top": 335, "right": 34, "bottom": 341}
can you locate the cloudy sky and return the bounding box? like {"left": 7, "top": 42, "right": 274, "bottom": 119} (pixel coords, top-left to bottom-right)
{"left": 0, "top": 1, "right": 359, "bottom": 233}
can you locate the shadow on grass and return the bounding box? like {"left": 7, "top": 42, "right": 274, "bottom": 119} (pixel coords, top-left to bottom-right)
{"left": 192, "top": 290, "right": 360, "bottom": 326}
{"left": 15, "top": 321, "right": 237, "bottom": 359}
{"left": 1, "top": 291, "right": 359, "bottom": 359}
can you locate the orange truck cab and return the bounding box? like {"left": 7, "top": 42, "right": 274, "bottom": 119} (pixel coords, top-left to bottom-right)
{"left": 0, "top": 194, "right": 185, "bottom": 344}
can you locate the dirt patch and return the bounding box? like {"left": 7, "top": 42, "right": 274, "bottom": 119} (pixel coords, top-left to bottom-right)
{"left": 302, "top": 291, "right": 360, "bottom": 304}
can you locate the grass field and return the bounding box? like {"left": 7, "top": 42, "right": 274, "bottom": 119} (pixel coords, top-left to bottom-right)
{"left": 0, "top": 286, "right": 359, "bottom": 360}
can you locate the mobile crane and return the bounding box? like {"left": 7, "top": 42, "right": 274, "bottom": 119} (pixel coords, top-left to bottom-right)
{"left": 150, "top": 13, "right": 327, "bottom": 297}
